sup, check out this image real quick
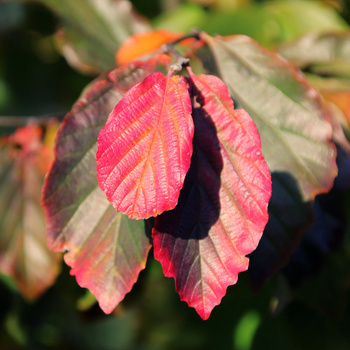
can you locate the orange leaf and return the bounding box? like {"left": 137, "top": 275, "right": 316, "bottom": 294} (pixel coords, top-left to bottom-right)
{"left": 321, "top": 89, "right": 350, "bottom": 123}
{"left": 116, "top": 30, "right": 183, "bottom": 65}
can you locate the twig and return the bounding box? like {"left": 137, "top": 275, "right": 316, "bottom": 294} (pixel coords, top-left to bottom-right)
{"left": 0, "top": 112, "right": 66, "bottom": 127}
{"left": 162, "top": 43, "right": 190, "bottom": 72}
{"left": 161, "top": 28, "right": 202, "bottom": 72}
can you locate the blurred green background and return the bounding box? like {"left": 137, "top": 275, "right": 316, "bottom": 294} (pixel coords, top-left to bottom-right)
{"left": 1, "top": 0, "right": 350, "bottom": 349}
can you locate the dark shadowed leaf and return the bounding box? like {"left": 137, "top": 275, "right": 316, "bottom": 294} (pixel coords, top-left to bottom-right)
{"left": 282, "top": 188, "right": 345, "bottom": 288}
{"left": 0, "top": 125, "right": 60, "bottom": 299}
{"left": 42, "top": 57, "right": 170, "bottom": 313}
{"left": 97, "top": 72, "right": 193, "bottom": 219}
{"left": 28, "top": 0, "right": 151, "bottom": 74}
{"left": 282, "top": 112, "right": 350, "bottom": 287}
{"left": 153, "top": 70, "right": 271, "bottom": 319}
{"left": 196, "top": 33, "right": 337, "bottom": 288}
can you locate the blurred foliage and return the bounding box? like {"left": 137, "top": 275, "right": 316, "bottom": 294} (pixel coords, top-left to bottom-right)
{"left": 1, "top": 0, "right": 350, "bottom": 349}
{"left": 153, "top": 0, "right": 348, "bottom": 47}
{"left": 0, "top": 2, "right": 91, "bottom": 118}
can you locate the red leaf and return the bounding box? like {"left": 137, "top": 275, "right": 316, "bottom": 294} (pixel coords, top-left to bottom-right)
{"left": 44, "top": 56, "right": 170, "bottom": 251}
{"left": 42, "top": 58, "right": 168, "bottom": 313}
{"left": 97, "top": 72, "right": 194, "bottom": 219}
{"left": 63, "top": 196, "right": 151, "bottom": 314}
{"left": 41, "top": 0, "right": 152, "bottom": 74}
{"left": 153, "top": 69, "right": 271, "bottom": 319}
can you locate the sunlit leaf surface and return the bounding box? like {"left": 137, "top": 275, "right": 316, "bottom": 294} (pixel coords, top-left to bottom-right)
{"left": 153, "top": 70, "right": 271, "bottom": 319}
{"left": 116, "top": 29, "right": 183, "bottom": 65}
{"left": 97, "top": 72, "right": 194, "bottom": 219}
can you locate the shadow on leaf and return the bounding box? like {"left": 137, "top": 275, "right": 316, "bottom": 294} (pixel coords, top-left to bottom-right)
{"left": 154, "top": 84, "right": 222, "bottom": 241}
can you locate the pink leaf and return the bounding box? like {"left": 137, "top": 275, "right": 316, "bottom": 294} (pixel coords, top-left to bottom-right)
{"left": 153, "top": 69, "right": 271, "bottom": 319}
{"left": 97, "top": 72, "right": 194, "bottom": 219}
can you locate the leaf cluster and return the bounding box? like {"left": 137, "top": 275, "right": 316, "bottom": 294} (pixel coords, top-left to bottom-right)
{"left": 1, "top": 0, "right": 350, "bottom": 337}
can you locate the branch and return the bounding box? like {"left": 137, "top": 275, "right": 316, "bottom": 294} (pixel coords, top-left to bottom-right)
{"left": 0, "top": 112, "right": 65, "bottom": 127}
{"left": 161, "top": 28, "right": 202, "bottom": 72}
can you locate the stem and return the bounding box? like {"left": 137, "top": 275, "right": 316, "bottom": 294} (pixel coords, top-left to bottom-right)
{"left": 0, "top": 112, "right": 65, "bottom": 127}
{"left": 161, "top": 28, "right": 202, "bottom": 72}
{"left": 162, "top": 43, "right": 190, "bottom": 72}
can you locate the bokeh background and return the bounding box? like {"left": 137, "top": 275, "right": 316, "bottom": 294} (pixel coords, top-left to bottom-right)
{"left": 1, "top": 1, "right": 350, "bottom": 349}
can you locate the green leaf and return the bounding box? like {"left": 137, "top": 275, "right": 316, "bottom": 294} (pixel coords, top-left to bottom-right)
{"left": 196, "top": 0, "right": 348, "bottom": 48}
{"left": 200, "top": 5, "right": 279, "bottom": 47}
{"left": 196, "top": 33, "right": 337, "bottom": 286}
{"left": 26, "top": 0, "right": 152, "bottom": 74}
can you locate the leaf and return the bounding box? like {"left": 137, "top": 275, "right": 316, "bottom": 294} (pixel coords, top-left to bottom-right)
{"left": 304, "top": 76, "right": 350, "bottom": 147}
{"left": 190, "top": 0, "right": 347, "bottom": 48}
{"left": 200, "top": 5, "right": 277, "bottom": 47}
{"left": 152, "top": 3, "right": 207, "bottom": 33}
{"left": 321, "top": 90, "right": 350, "bottom": 122}
{"left": 281, "top": 105, "right": 350, "bottom": 287}
{"left": 265, "top": 0, "right": 347, "bottom": 42}
{"left": 276, "top": 141, "right": 350, "bottom": 308}
{"left": 153, "top": 70, "right": 271, "bottom": 319}
{"left": 0, "top": 125, "right": 60, "bottom": 299}
{"left": 42, "top": 57, "right": 170, "bottom": 313}
{"left": 116, "top": 30, "right": 183, "bottom": 65}
{"left": 62, "top": 192, "right": 151, "bottom": 314}
{"left": 323, "top": 90, "right": 350, "bottom": 147}
{"left": 96, "top": 72, "right": 194, "bottom": 220}
{"left": 27, "top": 0, "right": 152, "bottom": 74}
{"left": 196, "top": 33, "right": 337, "bottom": 288}
{"left": 282, "top": 187, "right": 345, "bottom": 288}
{"left": 277, "top": 31, "right": 350, "bottom": 78}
